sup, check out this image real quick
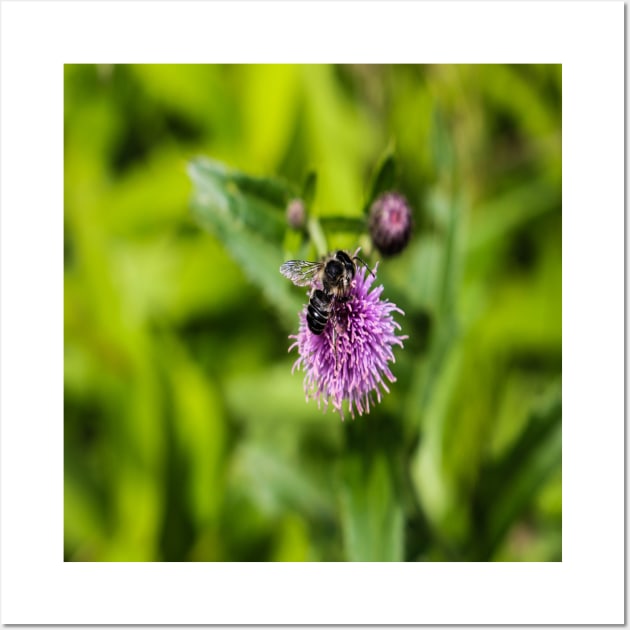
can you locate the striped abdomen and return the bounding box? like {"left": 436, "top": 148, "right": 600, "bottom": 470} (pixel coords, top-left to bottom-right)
{"left": 307, "top": 289, "right": 332, "bottom": 335}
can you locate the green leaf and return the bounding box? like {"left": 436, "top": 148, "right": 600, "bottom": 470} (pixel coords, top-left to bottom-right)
{"left": 189, "top": 156, "right": 294, "bottom": 243}
{"left": 165, "top": 340, "right": 226, "bottom": 525}
{"left": 231, "top": 170, "right": 296, "bottom": 209}
{"left": 472, "top": 386, "right": 562, "bottom": 559}
{"left": 363, "top": 152, "right": 397, "bottom": 214}
{"left": 188, "top": 159, "right": 304, "bottom": 328}
{"left": 409, "top": 344, "right": 465, "bottom": 540}
{"left": 192, "top": 156, "right": 297, "bottom": 207}
{"left": 339, "top": 455, "right": 403, "bottom": 561}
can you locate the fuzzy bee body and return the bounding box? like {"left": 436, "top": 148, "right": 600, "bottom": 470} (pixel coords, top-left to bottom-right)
{"left": 280, "top": 250, "right": 361, "bottom": 335}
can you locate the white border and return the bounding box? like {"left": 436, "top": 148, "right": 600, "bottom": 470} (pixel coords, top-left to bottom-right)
{"left": 1, "top": 0, "right": 624, "bottom": 625}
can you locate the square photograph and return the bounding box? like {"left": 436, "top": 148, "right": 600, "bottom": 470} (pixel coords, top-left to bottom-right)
{"left": 64, "top": 64, "right": 562, "bottom": 562}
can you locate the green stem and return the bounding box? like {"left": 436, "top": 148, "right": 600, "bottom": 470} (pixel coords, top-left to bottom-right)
{"left": 308, "top": 216, "right": 328, "bottom": 257}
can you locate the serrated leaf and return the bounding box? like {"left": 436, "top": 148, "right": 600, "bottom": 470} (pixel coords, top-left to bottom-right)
{"left": 231, "top": 171, "right": 297, "bottom": 209}
{"left": 188, "top": 156, "right": 294, "bottom": 243}
{"left": 191, "top": 156, "right": 296, "bottom": 206}
{"left": 189, "top": 160, "right": 304, "bottom": 328}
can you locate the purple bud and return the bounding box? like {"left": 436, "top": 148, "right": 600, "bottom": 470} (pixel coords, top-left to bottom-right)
{"left": 286, "top": 199, "right": 306, "bottom": 230}
{"left": 368, "top": 192, "right": 413, "bottom": 256}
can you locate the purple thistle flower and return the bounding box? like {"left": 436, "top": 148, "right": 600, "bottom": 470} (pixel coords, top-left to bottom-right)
{"left": 288, "top": 260, "right": 407, "bottom": 420}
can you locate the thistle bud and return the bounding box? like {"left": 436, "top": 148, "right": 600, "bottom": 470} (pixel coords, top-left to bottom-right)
{"left": 368, "top": 192, "right": 413, "bottom": 256}
{"left": 286, "top": 198, "right": 306, "bottom": 230}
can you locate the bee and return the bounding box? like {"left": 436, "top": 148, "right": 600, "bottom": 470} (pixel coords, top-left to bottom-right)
{"left": 280, "top": 250, "right": 373, "bottom": 336}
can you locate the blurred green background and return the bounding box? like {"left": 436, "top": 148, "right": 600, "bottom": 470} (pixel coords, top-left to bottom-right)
{"left": 64, "top": 64, "right": 561, "bottom": 562}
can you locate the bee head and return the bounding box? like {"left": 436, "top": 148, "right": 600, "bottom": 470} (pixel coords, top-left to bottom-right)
{"left": 335, "top": 250, "right": 356, "bottom": 279}
{"left": 325, "top": 259, "right": 344, "bottom": 282}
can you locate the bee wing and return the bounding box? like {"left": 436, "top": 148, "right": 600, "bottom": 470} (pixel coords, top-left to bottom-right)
{"left": 279, "top": 260, "right": 323, "bottom": 287}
